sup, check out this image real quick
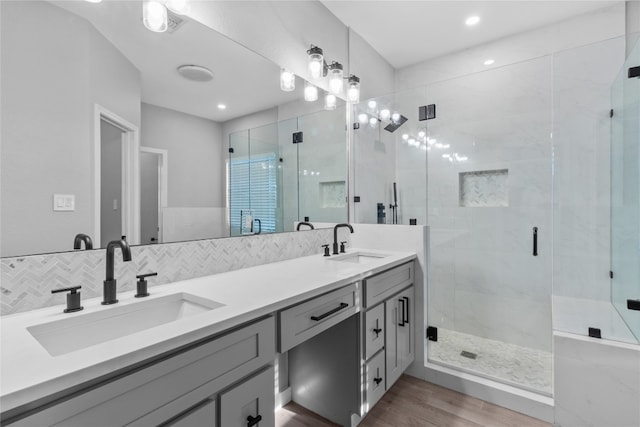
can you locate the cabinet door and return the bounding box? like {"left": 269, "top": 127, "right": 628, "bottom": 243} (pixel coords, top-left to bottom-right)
{"left": 219, "top": 367, "right": 275, "bottom": 427}
{"left": 397, "top": 286, "right": 415, "bottom": 372}
{"left": 162, "top": 399, "right": 216, "bottom": 427}
{"left": 385, "top": 296, "right": 402, "bottom": 388}
{"left": 364, "top": 303, "right": 385, "bottom": 360}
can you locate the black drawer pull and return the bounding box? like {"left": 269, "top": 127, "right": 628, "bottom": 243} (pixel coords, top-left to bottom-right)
{"left": 247, "top": 414, "right": 262, "bottom": 427}
{"left": 533, "top": 226, "right": 538, "bottom": 256}
{"left": 311, "top": 302, "right": 349, "bottom": 321}
{"left": 374, "top": 377, "right": 383, "bottom": 385}
{"left": 373, "top": 327, "right": 382, "bottom": 337}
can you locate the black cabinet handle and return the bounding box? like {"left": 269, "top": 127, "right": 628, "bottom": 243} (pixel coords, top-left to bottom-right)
{"left": 311, "top": 302, "right": 348, "bottom": 321}
{"left": 399, "top": 299, "right": 406, "bottom": 327}
{"left": 374, "top": 377, "right": 383, "bottom": 385}
{"left": 533, "top": 227, "right": 538, "bottom": 256}
{"left": 247, "top": 414, "right": 262, "bottom": 427}
{"left": 402, "top": 296, "right": 409, "bottom": 324}
{"left": 373, "top": 327, "right": 382, "bottom": 337}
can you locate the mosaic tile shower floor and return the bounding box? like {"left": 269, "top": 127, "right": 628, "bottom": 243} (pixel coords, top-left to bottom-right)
{"left": 428, "top": 328, "right": 552, "bottom": 395}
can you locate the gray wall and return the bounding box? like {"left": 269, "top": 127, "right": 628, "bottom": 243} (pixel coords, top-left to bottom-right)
{"left": 141, "top": 103, "right": 224, "bottom": 208}
{"left": 0, "top": 1, "right": 140, "bottom": 257}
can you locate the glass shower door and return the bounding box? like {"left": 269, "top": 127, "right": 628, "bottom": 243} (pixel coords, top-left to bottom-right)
{"left": 611, "top": 40, "right": 640, "bottom": 342}
{"left": 425, "top": 56, "right": 553, "bottom": 395}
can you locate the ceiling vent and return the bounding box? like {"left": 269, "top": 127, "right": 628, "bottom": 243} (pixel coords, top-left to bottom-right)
{"left": 177, "top": 65, "right": 214, "bottom": 82}
{"left": 166, "top": 10, "right": 186, "bottom": 33}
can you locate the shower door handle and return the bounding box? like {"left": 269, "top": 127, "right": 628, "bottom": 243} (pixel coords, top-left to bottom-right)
{"left": 532, "top": 227, "right": 538, "bottom": 256}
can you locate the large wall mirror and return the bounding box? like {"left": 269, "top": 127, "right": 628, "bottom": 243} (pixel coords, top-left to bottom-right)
{"left": 1, "top": 0, "right": 347, "bottom": 257}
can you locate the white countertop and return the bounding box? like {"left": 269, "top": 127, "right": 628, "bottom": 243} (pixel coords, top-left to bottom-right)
{"left": 0, "top": 248, "right": 415, "bottom": 414}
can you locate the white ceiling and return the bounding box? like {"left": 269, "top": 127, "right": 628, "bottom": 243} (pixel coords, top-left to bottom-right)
{"left": 322, "top": 1, "right": 619, "bottom": 68}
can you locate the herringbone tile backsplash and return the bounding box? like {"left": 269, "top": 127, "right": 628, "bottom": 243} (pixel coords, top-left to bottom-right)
{"left": 1, "top": 229, "right": 344, "bottom": 316}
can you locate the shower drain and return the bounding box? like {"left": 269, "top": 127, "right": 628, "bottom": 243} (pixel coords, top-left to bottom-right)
{"left": 460, "top": 350, "right": 478, "bottom": 359}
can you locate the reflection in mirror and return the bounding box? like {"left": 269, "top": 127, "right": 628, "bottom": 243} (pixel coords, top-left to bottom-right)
{"left": 0, "top": 0, "right": 347, "bottom": 257}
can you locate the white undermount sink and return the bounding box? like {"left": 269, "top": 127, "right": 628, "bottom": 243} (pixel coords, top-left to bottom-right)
{"left": 27, "top": 293, "right": 225, "bottom": 357}
{"left": 328, "top": 251, "right": 390, "bottom": 264}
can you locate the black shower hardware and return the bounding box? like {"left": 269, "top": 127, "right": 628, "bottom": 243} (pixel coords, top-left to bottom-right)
{"left": 628, "top": 299, "right": 640, "bottom": 311}
{"left": 333, "top": 223, "right": 354, "bottom": 255}
{"left": 135, "top": 272, "right": 157, "bottom": 298}
{"left": 389, "top": 182, "right": 398, "bottom": 224}
{"left": 340, "top": 241, "right": 347, "bottom": 253}
{"left": 247, "top": 414, "right": 263, "bottom": 427}
{"left": 629, "top": 65, "right": 640, "bottom": 78}
{"left": 253, "top": 218, "right": 261, "bottom": 234}
{"left": 532, "top": 227, "right": 538, "bottom": 256}
{"left": 51, "top": 286, "right": 83, "bottom": 313}
{"left": 297, "top": 221, "right": 315, "bottom": 231}
{"left": 73, "top": 233, "right": 93, "bottom": 250}
{"left": 383, "top": 115, "right": 408, "bottom": 133}
{"left": 322, "top": 244, "right": 330, "bottom": 257}
{"left": 377, "top": 203, "right": 386, "bottom": 224}
{"left": 102, "top": 236, "right": 132, "bottom": 305}
{"left": 418, "top": 104, "right": 437, "bottom": 121}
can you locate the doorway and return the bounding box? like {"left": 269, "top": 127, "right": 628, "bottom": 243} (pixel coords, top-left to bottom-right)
{"left": 140, "top": 147, "right": 168, "bottom": 244}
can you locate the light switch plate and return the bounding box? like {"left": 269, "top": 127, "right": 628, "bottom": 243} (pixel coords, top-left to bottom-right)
{"left": 53, "top": 194, "right": 75, "bottom": 211}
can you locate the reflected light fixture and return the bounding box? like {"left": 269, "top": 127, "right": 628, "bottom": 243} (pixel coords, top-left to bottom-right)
{"left": 166, "top": 0, "right": 190, "bottom": 15}
{"left": 358, "top": 113, "right": 368, "bottom": 123}
{"left": 465, "top": 15, "right": 480, "bottom": 26}
{"left": 379, "top": 109, "right": 391, "bottom": 121}
{"left": 143, "top": 1, "right": 168, "bottom": 32}
{"left": 369, "top": 117, "right": 378, "bottom": 128}
{"left": 324, "top": 93, "right": 337, "bottom": 110}
{"left": 280, "top": 69, "right": 295, "bottom": 92}
{"left": 483, "top": 59, "right": 495, "bottom": 65}
{"left": 347, "top": 75, "right": 360, "bottom": 104}
{"left": 368, "top": 100, "right": 377, "bottom": 110}
{"left": 391, "top": 112, "right": 401, "bottom": 123}
{"left": 402, "top": 134, "right": 409, "bottom": 141}
{"left": 85, "top": 0, "right": 103, "bottom": 3}
{"left": 328, "top": 61, "right": 344, "bottom": 94}
{"left": 307, "top": 45, "right": 325, "bottom": 80}
{"left": 304, "top": 81, "right": 318, "bottom": 102}
{"left": 217, "top": 104, "right": 226, "bottom": 110}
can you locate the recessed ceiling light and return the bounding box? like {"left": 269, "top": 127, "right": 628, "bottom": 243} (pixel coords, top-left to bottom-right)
{"left": 177, "top": 65, "right": 213, "bottom": 82}
{"left": 483, "top": 59, "right": 495, "bottom": 65}
{"left": 465, "top": 16, "right": 480, "bottom": 26}
{"left": 217, "top": 104, "right": 226, "bottom": 110}
{"left": 85, "top": 0, "right": 103, "bottom": 3}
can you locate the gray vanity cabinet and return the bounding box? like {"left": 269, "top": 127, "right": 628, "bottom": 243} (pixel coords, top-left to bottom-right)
{"left": 385, "top": 286, "right": 415, "bottom": 388}
{"left": 219, "top": 367, "right": 275, "bottom": 427}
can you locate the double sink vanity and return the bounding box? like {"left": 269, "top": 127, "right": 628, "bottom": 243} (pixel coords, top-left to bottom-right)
{"left": 1, "top": 248, "right": 416, "bottom": 426}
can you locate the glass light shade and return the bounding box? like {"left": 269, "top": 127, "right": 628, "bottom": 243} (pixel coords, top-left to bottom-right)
{"left": 368, "top": 100, "right": 377, "bottom": 110}
{"left": 280, "top": 69, "right": 295, "bottom": 92}
{"left": 369, "top": 117, "right": 378, "bottom": 128}
{"left": 143, "top": 1, "right": 168, "bottom": 32}
{"left": 328, "top": 62, "right": 344, "bottom": 95}
{"left": 347, "top": 75, "right": 360, "bottom": 104}
{"left": 304, "top": 82, "right": 318, "bottom": 102}
{"left": 379, "top": 109, "right": 390, "bottom": 120}
{"left": 324, "top": 93, "right": 337, "bottom": 110}
{"left": 391, "top": 112, "right": 401, "bottom": 123}
{"left": 358, "top": 113, "right": 368, "bottom": 123}
{"left": 307, "top": 46, "right": 324, "bottom": 80}
{"left": 166, "top": 0, "right": 190, "bottom": 15}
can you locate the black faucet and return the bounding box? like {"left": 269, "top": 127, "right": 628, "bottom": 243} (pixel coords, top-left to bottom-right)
{"left": 73, "top": 233, "right": 93, "bottom": 250}
{"left": 102, "top": 236, "right": 132, "bottom": 305}
{"left": 297, "top": 221, "right": 315, "bottom": 231}
{"left": 333, "top": 223, "right": 354, "bottom": 255}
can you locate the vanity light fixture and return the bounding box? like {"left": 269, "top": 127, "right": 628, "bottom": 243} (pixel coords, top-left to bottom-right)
{"left": 143, "top": 0, "right": 168, "bottom": 33}
{"left": 369, "top": 117, "right": 378, "bottom": 128}
{"left": 280, "top": 69, "right": 295, "bottom": 92}
{"left": 304, "top": 81, "right": 318, "bottom": 102}
{"left": 391, "top": 112, "right": 401, "bottom": 123}
{"left": 328, "top": 61, "right": 344, "bottom": 95}
{"left": 324, "top": 93, "right": 337, "bottom": 110}
{"left": 358, "top": 113, "right": 368, "bottom": 123}
{"left": 166, "top": 0, "right": 190, "bottom": 15}
{"left": 307, "top": 45, "right": 326, "bottom": 80}
{"left": 347, "top": 75, "right": 360, "bottom": 104}
{"left": 379, "top": 109, "right": 391, "bottom": 121}
{"left": 484, "top": 59, "right": 495, "bottom": 65}
{"left": 465, "top": 15, "right": 480, "bottom": 26}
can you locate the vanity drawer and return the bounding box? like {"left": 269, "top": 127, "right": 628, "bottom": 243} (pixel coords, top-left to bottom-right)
{"left": 13, "top": 317, "right": 276, "bottom": 427}
{"left": 363, "top": 262, "right": 414, "bottom": 308}
{"left": 363, "top": 303, "right": 385, "bottom": 361}
{"left": 365, "top": 350, "right": 386, "bottom": 410}
{"left": 279, "top": 283, "right": 358, "bottom": 352}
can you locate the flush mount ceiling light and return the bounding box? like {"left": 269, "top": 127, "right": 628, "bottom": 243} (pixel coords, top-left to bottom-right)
{"left": 347, "top": 75, "right": 360, "bottom": 104}
{"left": 166, "top": 0, "right": 190, "bottom": 15}
{"left": 307, "top": 45, "right": 327, "bottom": 80}
{"left": 143, "top": 1, "right": 168, "bottom": 32}
{"left": 465, "top": 15, "right": 480, "bottom": 26}
{"left": 280, "top": 69, "right": 295, "bottom": 92}
{"left": 328, "top": 61, "right": 344, "bottom": 95}
{"left": 177, "top": 65, "right": 214, "bottom": 82}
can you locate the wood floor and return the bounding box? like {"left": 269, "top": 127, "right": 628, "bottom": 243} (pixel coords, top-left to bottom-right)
{"left": 275, "top": 375, "right": 551, "bottom": 427}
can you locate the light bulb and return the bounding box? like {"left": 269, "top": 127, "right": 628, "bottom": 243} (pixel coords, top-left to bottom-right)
{"left": 280, "top": 69, "right": 295, "bottom": 92}
{"left": 483, "top": 59, "right": 495, "bottom": 66}
{"left": 418, "top": 130, "right": 426, "bottom": 138}
{"left": 304, "top": 82, "right": 318, "bottom": 102}
{"left": 379, "top": 109, "right": 390, "bottom": 120}
{"left": 307, "top": 46, "right": 324, "bottom": 80}
{"left": 368, "top": 100, "right": 377, "bottom": 110}
{"left": 391, "top": 112, "right": 400, "bottom": 123}
{"left": 369, "top": 117, "right": 378, "bottom": 128}
{"left": 402, "top": 134, "right": 409, "bottom": 141}
{"left": 465, "top": 16, "right": 480, "bottom": 26}
{"left": 358, "top": 113, "right": 368, "bottom": 123}
{"left": 143, "top": 1, "right": 168, "bottom": 32}
{"left": 328, "top": 62, "right": 344, "bottom": 95}
{"left": 166, "top": 0, "right": 190, "bottom": 15}
{"left": 324, "top": 93, "right": 337, "bottom": 110}
{"left": 347, "top": 75, "right": 360, "bottom": 104}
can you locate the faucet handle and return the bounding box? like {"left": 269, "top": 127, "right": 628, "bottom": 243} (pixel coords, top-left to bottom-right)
{"left": 51, "top": 286, "right": 83, "bottom": 313}
{"left": 321, "top": 244, "right": 330, "bottom": 257}
{"left": 135, "top": 272, "right": 157, "bottom": 298}
{"left": 340, "top": 241, "right": 347, "bottom": 253}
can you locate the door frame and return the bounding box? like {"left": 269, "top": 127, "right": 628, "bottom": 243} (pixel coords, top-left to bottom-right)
{"left": 94, "top": 104, "right": 140, "bottom": 247}
{"left": 140, "top": 146, "right": 168, "bottom": 243}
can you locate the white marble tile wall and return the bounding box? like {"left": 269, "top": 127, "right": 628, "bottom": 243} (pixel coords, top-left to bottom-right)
{"left": 554, "top": 332, "right": 640, "bottom": 427}
{"left": 426, "top": 56, "right": 553, "bottom": 352}
{"left": 0, "top": 229, "right": 346, "bottom": 316}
